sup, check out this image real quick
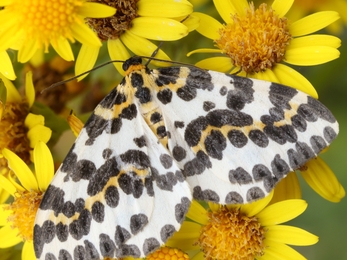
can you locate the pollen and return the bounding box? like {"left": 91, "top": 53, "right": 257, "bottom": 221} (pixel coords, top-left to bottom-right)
{"left": 215, "top": 3, "right": 291, "bottom": 74}
{"left": 6, "top": 190, "right": 43, "bottom": 241}
{"left": 147, "top": 246, "right": 189, "bottom": 260}
{"left": 6, "top": 0, "right": 82, "bottom": 51}
{"left": 87, "top": 0, "right": 140, "bottom": 41}
{"left": 0, "top": 100, "right": 31, "bottom": 168}
{"left": 198, "top": 206, "right": 265, "bottom": 260}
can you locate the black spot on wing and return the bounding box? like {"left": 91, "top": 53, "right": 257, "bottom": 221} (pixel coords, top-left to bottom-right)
{"left": 150, "top": 112, "right": 162, "bottom": 124}
{"left": 203, "top": 101, "right": 216, "bottom": 111}
{"left": 143, "top": 238, "right": 161, "bottom": 255}
{"left": 225, "top": 192, "right": 244, "bottom": 204}
{"left": 229, "top": 167, "right": 252, "bottom": 184}
{"left": 56, "top": 222, "right": 68, "bottom": 242}
{"left": 100, "top": 233, "right": 116, "bottom": 257}
{"left": 227, "top": 129, "right": 248, "bottom": 148}
{"left": 306, "top": 96, "right": 336, "bottom": 123}
{"left": 114, "top": 225, "right": 131, "bottom": 246}
{"left": 60, "top": 250, "right": 72, "bottom": 260}
{"left": 204, "top": 129, "right": 227, "bottom": 160}
{"left": 268, "top": 83, "right": 298, "bottom": 109}
{"left": 160, "top": 225, "right": 176, "bottom": 242}
{"left": 186, "top": 67, "right": 213, "bottom": 90}
{"left": 120, "top": 103, "right": 137, "bottom": 120}
{"left": 105, "top": 185, "right": 119, "bottom": 208}
{"left": 118, "top": 172, "right": 144, "bottom": 198}
{"left": 175, "top": 197, "right": 190, "bottom": 223}
{"left": 157, "top": 88, "right": 173, "bottom": 104}
{"left": 193, "top": 186, "right": 220, "bottom": 203}
{"left": 174, "top": 121, "right": 185, "bottom": 128}
{"left": 156, "top": 67, "right": 180, "bottom": 86}
{"left": 246, "top": 187, "right": 265, "bottom": 202}
{"left": 184, "top": 116, "right": 208, "bottom": 147}
{"left": 84, "top": 240, "right": 100, "bottom": 259}
{"left": 84, "top": 113, "right": 122, "bottom": 146}
{"left": 133, "top": 135, "right": 146, "bottom": 148}
{"left": 39, "top": 185, "right": 65, "bottom": 216}
{"left": 206, "top": 109, "right": 253, "bottom": 128}
{"left": 226, "top": 76, "right": 254, "bottom": 110}
{"left": 130, "top": 214, "right": 148, "bottom": 235}
{"left": 120, "top": 150, "right": 150, "bottom": 169}
{"left": 87, "top": 157, "right": 120, "bottom": 196}
{"left": 117, "top": 244, "right": 141, "bottom": 258}
{"left": 324, "top": 126, "right": 337, "bottom": 143}
{"left": 91, "top": 201, "right": 105, "bottom": 223}
{"left": 271, "top": 154, "right": 290, "bottom": 179}
{"left": 172, "top": 145, "right": 187, "bottom": 161}
{"left": 310, "top": 135, "right": 327, "bottom": 154}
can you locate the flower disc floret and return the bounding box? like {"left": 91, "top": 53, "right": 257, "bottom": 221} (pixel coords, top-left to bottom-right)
{"left": 215, "top": 3, "right": 291, "bottom": 73}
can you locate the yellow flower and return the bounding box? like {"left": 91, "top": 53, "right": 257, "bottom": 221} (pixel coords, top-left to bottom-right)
{"left": 76, "top": 0, "right": 196, "bottom": 77}
{"left": 0, "top": 0, "right": 116, "bottom": 79}
{"left": 0, "top": 141, "right": 54, "bottom": 260}
{"left": 188, "top": 0, "right": 340, "bottom": 98}
{"left": 0, "top": 72, "right": 52, "bottom": 203}
{"left": 167, "top": 192, "right": 318, "bottom": 260}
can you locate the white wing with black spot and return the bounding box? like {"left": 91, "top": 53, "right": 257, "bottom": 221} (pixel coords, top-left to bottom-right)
{"left": 34, "top": 85, "right": 191, "bottom": 259}
{"left": 153, "top": 66, "right": 338, "bottom": 204}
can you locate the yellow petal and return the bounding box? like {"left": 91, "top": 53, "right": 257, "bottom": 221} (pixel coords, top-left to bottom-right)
{"left": 185, "top": 200, "right": 208, "bottom": 225}
{"left": 193, "top": 12, "right": 222, "bottom": 40}
{"left": 107, "top": 39, "right": 131, "bottom": 76}
{"left": 262, "top": 240, "right": 306, "bottom": 260}
{"left": 213, "top": 0, "right": 236, "bottom": 23}
{"left": 256, "top": 199, "right": 307, "bottom": 226}
{"left": 78, "top": 2, "right": 116, "bottom": 18}
{"left": 0, "top": 189, "right": 10, "bottom": 204}
{"left": 290, "top": 11, "right": 340, "bottom": 37}
{"left": 271, "top": 0, "right": 294, "bottom": 17}
{"left": 289, "top": 35, "right": 341, "bottom": 49}
{"left": 67, "top": 113, "right": 84, "bottom": 137}
{"left": 195, "top": 57, "right": 233, "bottom": 72}
{"left": 0, "top": 73, "right": 21, "bottom": 102}
{"left": 270, "top": 172, "right": 301, "bottom": 204}
{"left": 0, "top": 175, "right": 16, "bottom": 196}
{"left": 70, "top": 22, "right": 102, "bottom": 47}
{"left": 166, "top": 221, "right": 201, "bottom": 251}
{"left": 0, "top": 17, "right": 20, "bottom": 50}
{"left": 24, "top": 113, "right": 45, "bottom": 130}
{"left": 187, "top": 48, "right": 222, "bottom": 57}
{"left": 75, "top": 44, "right": 99, "bottom": 81}
{"left": 0, "top": 204, "right": 12, "bottom": 225}
{"left": 137, "top": 0, "right": 193, "bottom": 18}
{"left": 182, "top": 14, "right": 200, "bottom": 32}
{"left": 272, "top": 64, "right": 318, "bottom": 98}
{"left": 191, "top": 252, "right": 204, "bottom": 260}
{"left": 241, "top": 189, "right": 273, "bottom": 217}
{"left": 251, "top": 69, "right": 279, "bottom": 83}
{"left": 34, "top": 141, "right": 54, "bottom": 192}
{"left": 120, "top": 31, "right": 171, "bottom": 67}
{"left": 27, "top": 125, "right": 52, "bottom": 148}
{"left": 2, "top": 148, "right": 38, "bottom": 191}
{"left": 0, "top": 225, "right": 22, "bottom": 248}
{"left": 266, "top": 225, "right": 318, "bottom": 245}
{"left": 214, "top": 0, "right": 249, "bottom": 18}
{"left": 131, "top": 17, "right": 188, "bottom": 41}
{"left": 22, "top": 241, "right": 36, "bottom": 260}
{"left": 25, "top": 72, "right": 35, "bottom": 108}
{"left": 51, "top": 37, "right": 75, "bottom": 62}
{"left": 17, "top": 39, "right": 38, "bottom": 63}
{"left": 0, "top": 51, "right": 16, "bottom": 80}
{"left": 284, "top": 46, "right": 340, "bottom": 66}
{"left": 300, "top": 158, "right": 345, "bottom": 202}
{"left": 29, "top": 49, "right": 44, "bottom": 67}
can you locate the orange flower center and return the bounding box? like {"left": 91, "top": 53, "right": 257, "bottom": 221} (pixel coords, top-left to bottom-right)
{"left": 6, "top": 0, "right": 82, "bottom": 50}
{"left": 198, "top": 206, "right": 265, "bottom": 260}
{"left": 6, "top": 190, "right": 43, "bottom": 241}
{"left": 0, "top": 100, "right": 31, "bottom": 168}
{"left": 87, "top": 0, "right": 140, "bottom": 41}
{"left": 147, "top": 246, "right": 189, "bottom": 260}
{"left": 215, "top": 3, "right": 291, "bottom": 74}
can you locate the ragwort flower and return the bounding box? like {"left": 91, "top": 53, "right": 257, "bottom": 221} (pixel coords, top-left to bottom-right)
{"left": 0, "top": 72, "right": 51, "bottom": 203}
{"left": 0, "top": 0, "right": 116, "bottom": 79}
{"left": 77, "top": 0, "right": 196, "bottom": 76}
{"left": 189, "top": 0, "right": 340, "bottom": 98}
{"left": 167, "top": 192, "right": 318, "bottom": 260}
{"left": 0, "top": 141, "right": 54, "bottom": 260}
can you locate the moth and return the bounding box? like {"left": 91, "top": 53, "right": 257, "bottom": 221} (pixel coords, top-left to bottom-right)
{"left": 34, "top": 57, "right": 339, "bottom": 259}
